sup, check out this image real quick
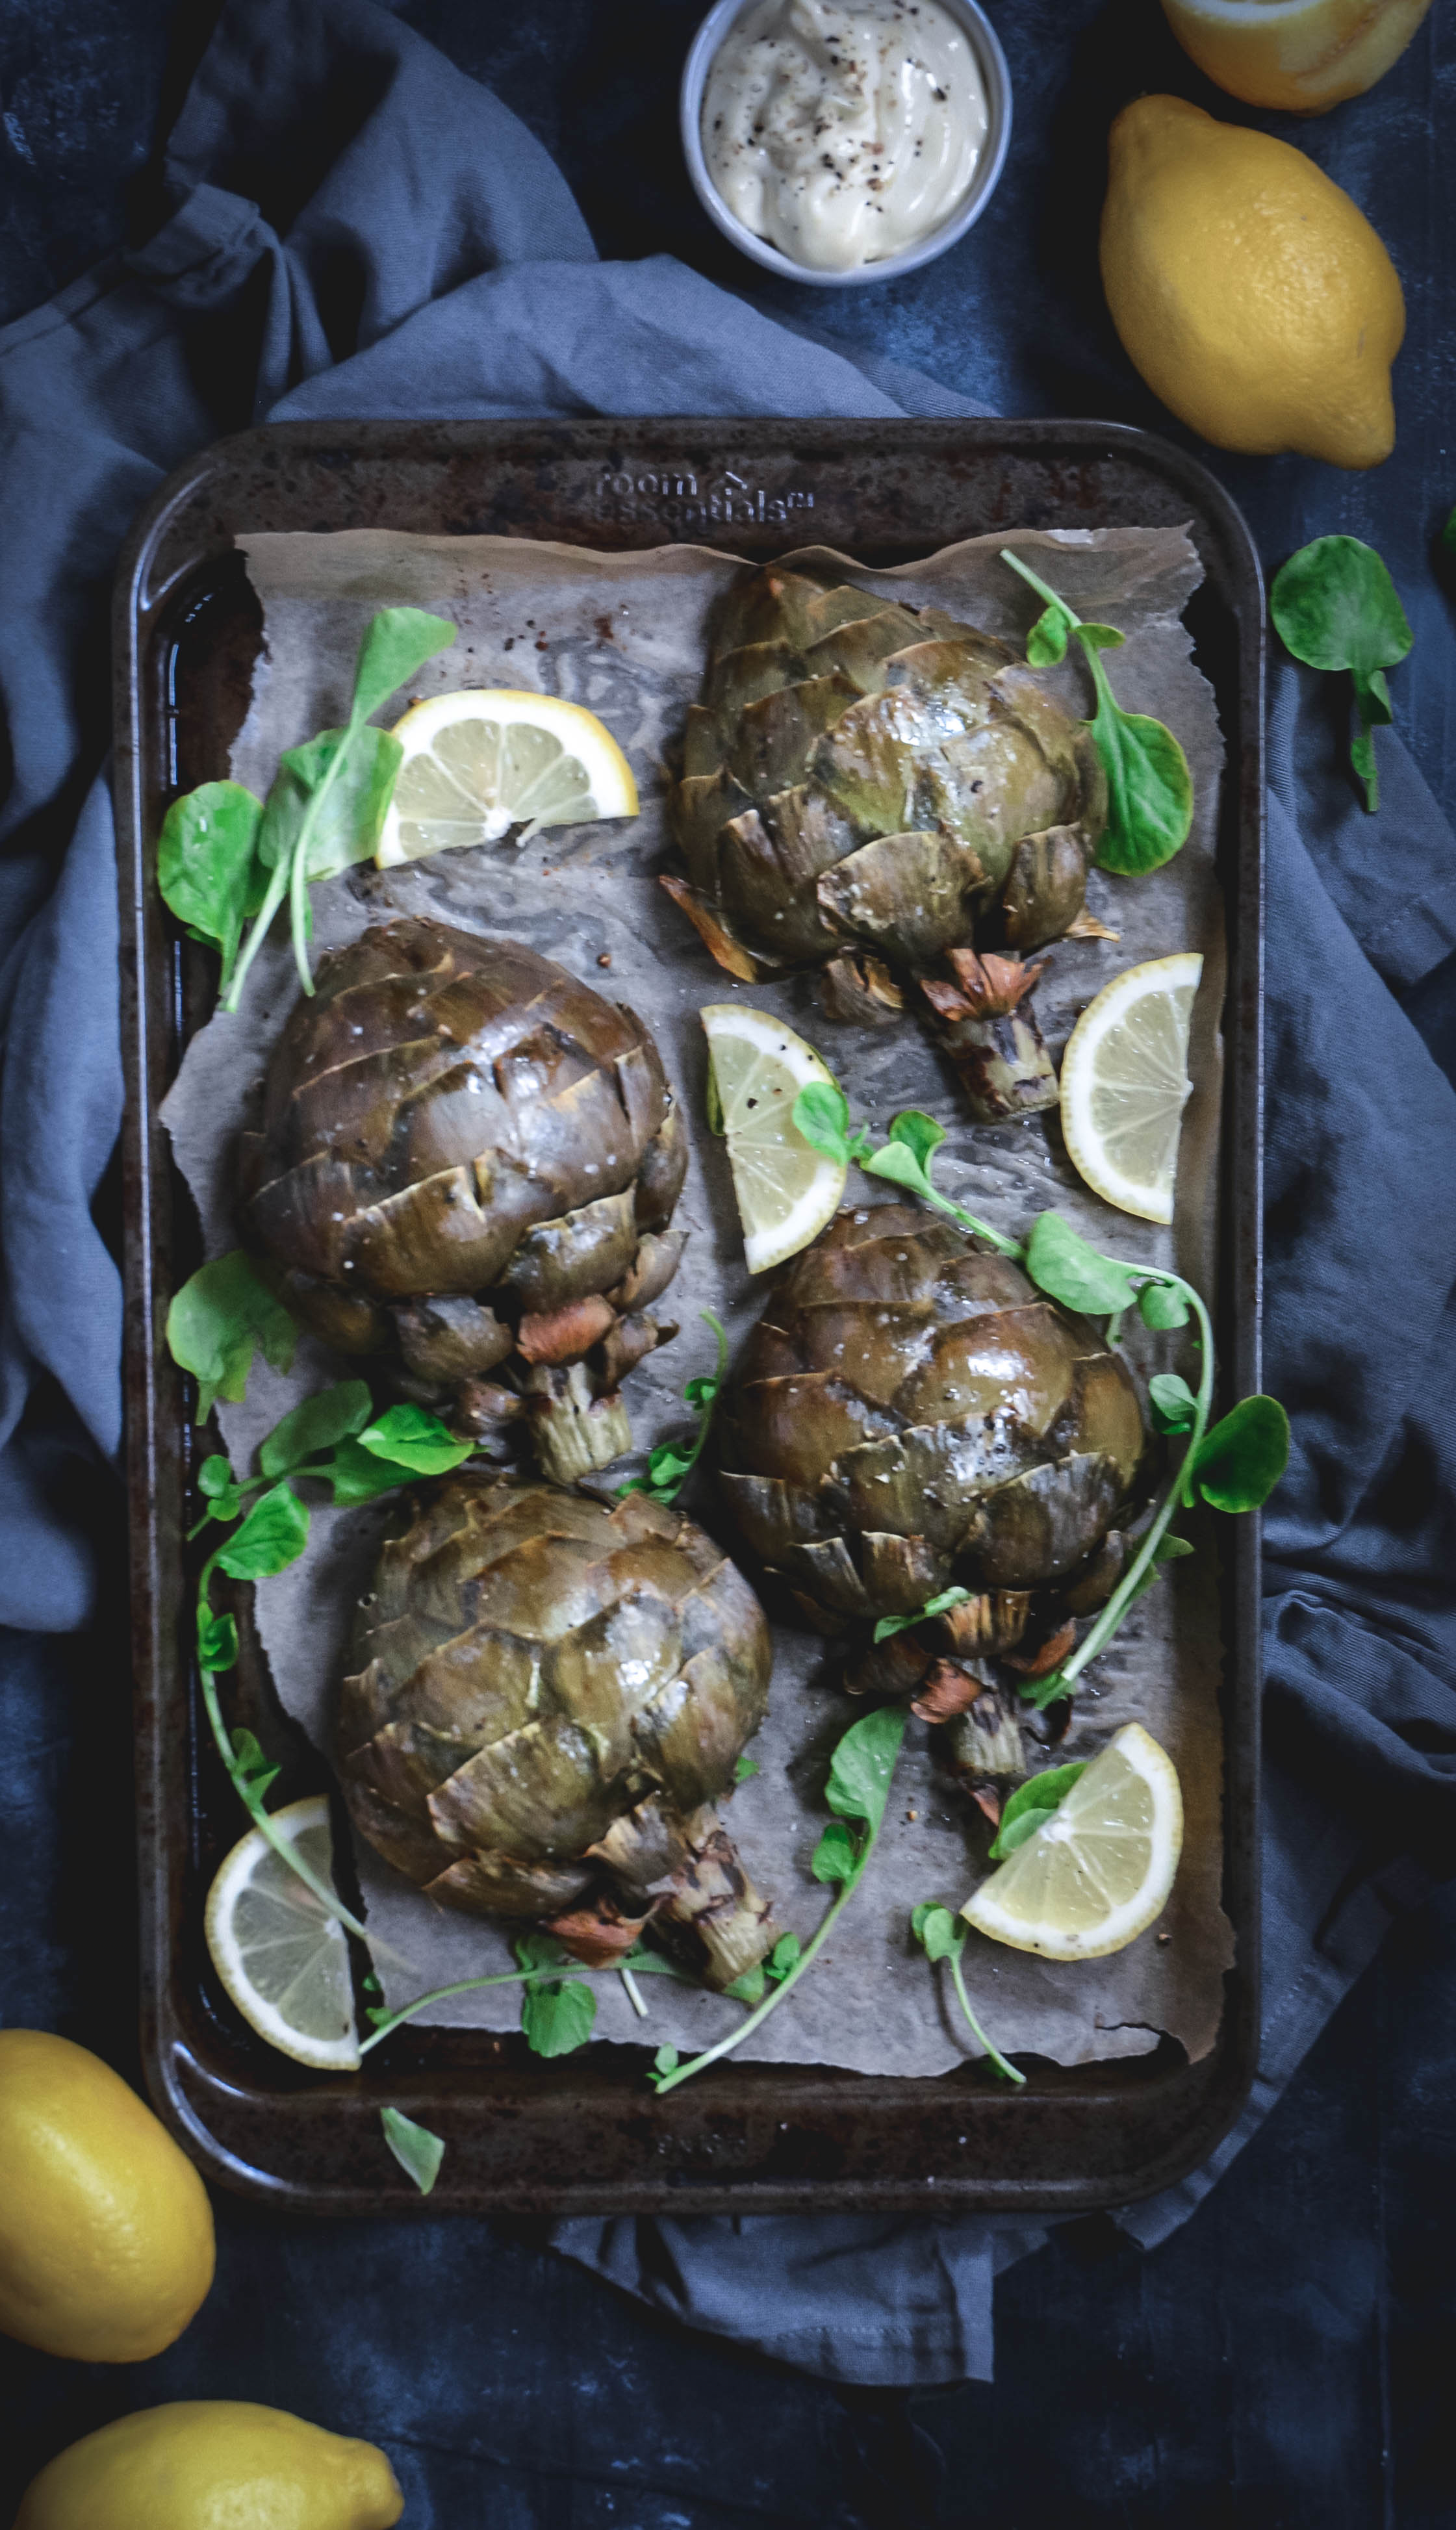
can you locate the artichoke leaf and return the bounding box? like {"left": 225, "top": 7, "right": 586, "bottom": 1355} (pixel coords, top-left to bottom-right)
{"left": 815, "top": 828, "right": 984, "bottom": 964}
{"left": 964, "top": 1451, "right": 1123, "bottom": 1589}
{"left": 498, "top": 1189, "right": 639, "bottom": 1313}
{"left": 428, "top": 1715, "right": 619, "bottom": 1862}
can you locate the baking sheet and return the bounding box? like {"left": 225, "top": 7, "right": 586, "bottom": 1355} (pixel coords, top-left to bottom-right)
{"left": 162, "top": 524, "right": 1233, "bottom": 2075}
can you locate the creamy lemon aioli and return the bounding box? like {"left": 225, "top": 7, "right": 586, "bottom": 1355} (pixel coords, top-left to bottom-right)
{"left": 702, "top": 0, "right": 988, "bottom": 272}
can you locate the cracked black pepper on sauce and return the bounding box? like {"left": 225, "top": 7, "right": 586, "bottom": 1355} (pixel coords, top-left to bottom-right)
{"left": 702, "top": 0, "right": 988, "bottom": 270}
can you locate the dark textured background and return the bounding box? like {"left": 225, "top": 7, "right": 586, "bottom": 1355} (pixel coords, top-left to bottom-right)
{"left": 2, "top": 2, "right": 1454, "bottom": 2520}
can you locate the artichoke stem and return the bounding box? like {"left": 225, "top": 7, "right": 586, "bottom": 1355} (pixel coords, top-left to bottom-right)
{"left": 933, "top": 1004, "right": 1059, "bottom": 1123}
{"left": 524, "top": 1362, "right": 633, "bottom": 1484}
{"left": 659, "top": 1805, "right": 778, "bottom": 1992}
{"left": 945, "top": 1687, "right": 1030, "bottom": 1791}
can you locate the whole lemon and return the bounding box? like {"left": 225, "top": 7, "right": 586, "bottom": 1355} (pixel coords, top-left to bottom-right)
{"left": 1101, "top": 96, "right": 1404, "bottom": 468}
{"left": 0, "top": 2030, "right": 214, "bottom": 2362}
{"left": 14, "top": 2402, "right": 403, "bottom": 2530}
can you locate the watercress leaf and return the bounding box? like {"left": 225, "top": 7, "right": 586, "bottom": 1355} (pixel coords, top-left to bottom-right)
{"left": 1192, "top": 1394, "right": 1290, "bottom": 1513}
{"left": 792, "top": 1079, "right": 852, "bottom": 1163}
{"left": 1079, "top": 622, "right": 1127, "bottom": 650}
{"left": 862, "top": 1140, "right": 932, "bottom": 1197}
{"left": 364, "top": 2005, "right": 392, "bottom": 2029}
{"left": 1024, "top": 1212, "right": 1138, "bottom": 1318}
{"left": 198, "top": 1456, "right": 235, "bottom": 1497}
{"left": 259, "top": 1379, "right": 374, "bottom": 1477}
{"left": 1083, "top": 640, "right": 1195, "bottom": 876}
{"left": 512, "top": 1931, "right": 569, "bottom": 1974}
{"left": 886, "top": 1110, "right": 945, "bottom": 1177}
{"left": 991, "top": 1763, "right": 1086, "bottom": 1859}
{"left": 1149, "top": 1371, "right": 1199, "bottom": 1433}
{"left": 213, "top": 1480, "right": 310, "bottom": 1581}
{"left": 228, "top": 1727, "right": 279, "bottom": 1798}
{"left": 166, "top": 1251, "right": 296, "bottom": 1422}
{"left": 350, "top": 607, "right": 456, "bottom": 729}
{"left": 646, "top": 1442, "right": 695, "bottom": 1487}
{"left": 1270, "top": 535, "right": 1412, "bottom": 680}
{"left": 1138, "top": 1279, "right": 1190, "bottom": 1330}
{"left": 380, "top": 2105, "right": 446, "bottom": 2196}
{"left": 1025, "top": 1669, "right": 1075, "bottom": 1711}
{"left": 769, "top": 1931, "right": 802, "bottom": 1980}
{"left": 317, "top": 1438, "right": 419, "bottom": 1505}
{"left": 1025, "top": 601, "right": 1071, "bottom": 667}
{"left": 357, "top": 1403, "right": 474, "bottom": 1476}
{"left": 811, "top": 1817, "right": 859, "bottom": 1884}
{"left": 824, "top": 1700, "right": 908, "bottom": 1832}
{"left": 873, "top": 1584, "right": 971, "bottom": 1643}
{"left": 1156, "top": 1533, "right": 1195, "bottom": 1561}
{"left": 157, "top": 782, "right": 266, "bottom": 986}
{"left": 913, "top": 1903, "right": 963, "bottom": 1963}
{"left": 520, "top": 1974, "right": 596, "bottom": 2059}
{"left": 262, "top": 725, "right": 404, "bottom": 882}
{"left": 734, "top": 1755, "right": 760, "bottom": 1783}
{"left": 683, "top": 1376, "right": 719, "bottom": 1411}
{"left": 196, "top": 1606, "right": 238, "bottom": 1671}
{"left": 724, "top": 1963, "right": 767, "bottom": 2003}
{"left": 653, "top": 2044, "right": 680, "bottom": 2077}
{"left": 1354, "top": 665, "right": 1394, "bottom": 726}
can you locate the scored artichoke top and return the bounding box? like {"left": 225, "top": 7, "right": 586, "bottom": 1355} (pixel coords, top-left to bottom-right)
{"left": 665, "top": 562, "right": 1108, "bottom": 1117}
{"left": 717, "top": 1204, "right": 1146, "bottom": 1678}
{"left": 240, "top": 915, "right": 689, "bottom": 1483}
{"left": 338, "top": 1475, "right": 777, "bottom": 1989}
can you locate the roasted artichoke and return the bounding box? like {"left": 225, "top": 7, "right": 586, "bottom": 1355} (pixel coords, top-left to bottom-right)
{"left": 717, "top": 1205, "right": 1147, "bottom": 1754}
{"left": 665, "top": 562, "right": 1108, "bottom": 1119}
{"left": 240, "top": 916, "right": 689, "bottom": 1483}
{"left": 338, "top": 1475, "right": 777, "bottom": 1990}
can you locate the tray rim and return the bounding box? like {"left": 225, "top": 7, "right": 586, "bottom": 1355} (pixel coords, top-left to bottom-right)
{"left": 114, "top": 413, "right": 1265, "bottom": 2218}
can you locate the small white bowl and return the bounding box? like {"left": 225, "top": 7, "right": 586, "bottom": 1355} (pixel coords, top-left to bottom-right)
{"left": 680, "top": 0, "right": 1012, "bottom": 289}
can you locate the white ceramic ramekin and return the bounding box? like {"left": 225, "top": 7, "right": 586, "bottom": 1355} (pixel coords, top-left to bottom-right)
{"left": 680, "top": 0, "right": 1012, "bottom": 288}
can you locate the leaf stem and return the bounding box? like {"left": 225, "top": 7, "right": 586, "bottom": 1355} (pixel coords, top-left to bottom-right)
{"left": 1000, "top": 547, "right": 1084, "bottom": 626}
{"left": 619, "top": 1965, "right": 648, "bottom": 2019}
{"left": 948, "top": 1948, "right": 1027, "bottom": 2085}
{"left": 1047, "top": 1272, "right": 1214, "bottom": 1700}
{"left": 286, "top": 736, "right": 351, "bottom": 995}
{"left": 196, "top": 1557, "right": 372, "bottom": 1943}
{"left": 651, "top": 1799, "right": 895, "bottom": 2097}
{"left": 222, "top": 851, "right": 291, "bottom": 1014}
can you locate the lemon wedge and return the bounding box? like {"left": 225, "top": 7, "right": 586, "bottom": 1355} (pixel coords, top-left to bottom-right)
{"left": 204, "top": 1797, "right": 361, "bottom": 2071}
{"left": 1058, "top": 952, "right": 1203, "bottom": 1225}
{"left": 700, "top": 1004, "right": 847, "bottom": 1273}
{"left": 962, "top": 1723, "right": 1184, "bottom": 1960}
{"left": 376, "top": 689, "right": 638, "bottom": 865}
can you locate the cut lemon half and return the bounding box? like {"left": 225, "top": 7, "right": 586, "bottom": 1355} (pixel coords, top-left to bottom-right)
{"left": 204, "top": 1796, "right": 361, "bottom": 2071}
{"left": 700, "top": 1005, "right": 847, "bottom": 1274}
{"left": 1160, "top": 0, "right": 1431, "bottom": 114}
{"left": 376, "top": 689, "right": 638, "bottom": 865}
{"left": 1059, "top": 952, "right": 1203, "bottom": 1225}
{"left": 962, "top": 1722, "right": 1184, "bottom": 1960}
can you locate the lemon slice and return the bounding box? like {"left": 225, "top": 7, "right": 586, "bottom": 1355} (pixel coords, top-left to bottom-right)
{"left": 204, "top": 1796, "right": 361, "bottom": 2071}
{"left": 376, "top": 689, "right": 639, "bottom": 865}
{"left": 962, "top": 1722, "right": 1184, "bottom": 1960}
{"left": 1058, "top": 952, "right": 1203, "bottom": 1225}
{"left": 700, "top": 1005, "right": 848, "bottom": 1273}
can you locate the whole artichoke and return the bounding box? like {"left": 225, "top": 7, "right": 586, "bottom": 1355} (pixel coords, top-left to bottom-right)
{"left": 717, "top": 1205, "right": 1147, "bottom": 1770}
{"left": 338, "top": 1476, "right": 777, "bottom": 1990}
{"left": 665, "top": 563, "right": 1108, "bottom": 1119}
{"left": 240, "top": 916, "right": 689, "bottom": 1484}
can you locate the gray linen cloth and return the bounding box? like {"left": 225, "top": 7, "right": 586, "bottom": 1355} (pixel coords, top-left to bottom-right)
{"left": 1, "top": 0, "right": 1451, "bottom": 2386}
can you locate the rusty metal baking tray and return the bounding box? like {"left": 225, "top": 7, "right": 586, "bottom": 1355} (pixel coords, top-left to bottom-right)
{"left": 114, "top": 418, "right": 1264, "bottom": 2217}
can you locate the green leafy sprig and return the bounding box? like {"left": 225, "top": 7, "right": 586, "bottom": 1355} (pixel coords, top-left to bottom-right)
{"left": 1000, "top": 549, "right": 1193, "bottom": 876}
{"left": 380, "top": 2106, "right": 446, "bottom": 2195}
{"left": 192, "top": 1383, "right": 472, "bottom": 1937}
{"left": 911, "top": 1905, "right": 1024, "bottom": 2084}
{"left": 793, "top": 1088, "right": 1289, "bottom": 1709}
{"left": 1270, "top": 536, "right": 1412, "bottom": 813}
{"left": 158, "top": 607, "right": 456, "bottom": 1015}
{"left": 617, "top": 1311, "right": 728, "bottom": 1505}
{"left": 648, "top": 1702, "right": 906, "bottom": 2097}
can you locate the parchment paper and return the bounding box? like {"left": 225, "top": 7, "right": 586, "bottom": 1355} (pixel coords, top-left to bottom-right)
{"left": 162, "top": 524, "right": 1234, "bottom": 2075}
